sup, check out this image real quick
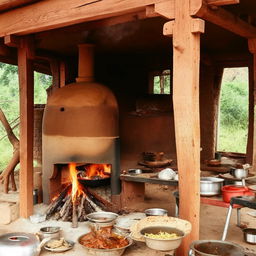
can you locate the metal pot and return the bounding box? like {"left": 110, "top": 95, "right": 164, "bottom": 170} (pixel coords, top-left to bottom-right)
{"left": 229, "top": 168, "right": 248, "bottom": 179}
{"left": 243, "top": 228, "right": 256, "bottom": 244}
{"left": 189, "top": 240, "right": 244, "bottom": 256}
{"left": 144, "top": 208, "right": 168, "bottom": 216}
{"left": 0, "top": 232, "right": 50, "bottom": 256}
{"left": 200, "top": 177, "right": 224, "bottom": 196}
{"left": 38, "top": 226, "right": 60, "bottom": 240}
{"left": 87, "top": 212, "right": 118, "bottom": 229}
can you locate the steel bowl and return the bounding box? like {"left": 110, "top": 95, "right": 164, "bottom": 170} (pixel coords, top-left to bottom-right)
{"left": 87, "top": 212, "right": 118, "bottom": 229}
{"left": 144, "top": 208, "right": 168, "bottom": 216}
{"left": 243, "top": 228, "right": 256, "bottom": 244}
{"left": 200, "top": 177, "right": 224, "bottom": 196}
{"left": 140, "top": 226, "right": 184, "bottom": 251}
{"left": 78, "top": 234, "right": 133, "bottom": 256}
{"left": 39, "top": 226, "right": 60, "bottom": 240}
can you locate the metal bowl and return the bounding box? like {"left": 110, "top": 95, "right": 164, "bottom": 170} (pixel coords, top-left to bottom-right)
{"left": 39, "top": 227, "right": 60, "bottom": 240}
{"left": 243, "top": 228, "right": 256, "bottom": 244}
{"left": 144, "top": 208, "right": 168, "bottom": 216}
{"left": 200, "top": 177, "right": 224, "bottom": 196}
{"left": 78, "top": 235, "right": 133, "bottom": 256}
{"left": 140, "top": 226, "right": 184, "bottom": 251}
{"left": 87, "top": 212, "right": 119, "bottom": 229}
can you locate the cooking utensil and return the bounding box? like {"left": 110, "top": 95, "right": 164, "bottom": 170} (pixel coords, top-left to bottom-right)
{"left": 78, "top": 235, "right": 133, "bottom": 256}
{"left": 79, "top": 177, "right": 110, "bottom": 188}
{"left": 188, "top": 240, "right": 244, "bottom": 256}
{"left": 87, "top": 212, "right": 118, "bottom": 229}
{"left": 243, "top": 228, "right": 256, "bottom": 244}
{"left": 140, "top": 226, "right": 185, "bottom": 251}
{"left": 38, "top": 226, "right": 60, "bottom": 240}
{"left": 221, "top": 185, "right": 254, "bottom": 203}
{"left": 0, "top": 232, "right": 50, "bottom": 256}
{"left": 200, "top": 177, "right": 224, "bottom": 196}
{"left": 230, "top": 168, "right": 248, "bottom": 179}
{"left": 144, "top": 208, "right": 168, "bottom": 216}
{"left": 44, "top": 239, "right": 75, "bottom": 252}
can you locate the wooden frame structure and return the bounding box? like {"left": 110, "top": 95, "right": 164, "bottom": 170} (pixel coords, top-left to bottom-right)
{"left": 0, "top": 0, "right": 256, "bottom": 253}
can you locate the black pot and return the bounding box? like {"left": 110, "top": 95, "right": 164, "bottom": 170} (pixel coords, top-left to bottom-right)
{"left": 78, "top": 177, "right": 110, "bottom": 188}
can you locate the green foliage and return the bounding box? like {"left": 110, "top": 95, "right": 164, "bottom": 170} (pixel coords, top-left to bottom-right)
{"left": 218, "top": 68, "right": 248, "bottom": 153}
{"left": 0, "top": 62, "right": 52, "bottom": 171}
{"left": 153, "top": 70, "right": 171, "bottom": 94}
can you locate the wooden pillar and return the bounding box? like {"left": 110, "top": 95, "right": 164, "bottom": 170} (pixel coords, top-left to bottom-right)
{"left": 18, "top": 37, "right": 34, "bottom": 218}
{"left": 248, "top": 39, "right": 256, "bottom": 174}
{"left": 164, "top": 1, "right": 204, "bottom": 254}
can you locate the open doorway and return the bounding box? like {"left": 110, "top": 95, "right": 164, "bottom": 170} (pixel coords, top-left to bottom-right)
{"left": 217, "top": 67, "right": 249, "bottom": 153}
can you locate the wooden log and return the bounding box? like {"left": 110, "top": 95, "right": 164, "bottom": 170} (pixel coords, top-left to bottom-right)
{"left": 72, "top": 201, "right": 78, "bottom": 228}
{"left": 207, "top": 0, "right": 239, "bottom": 6}
{"left": 170, "top": 0, "right": 203, "bottom": 254}
{"left": 18, "top": 37, "right": 34, "bottom": 218}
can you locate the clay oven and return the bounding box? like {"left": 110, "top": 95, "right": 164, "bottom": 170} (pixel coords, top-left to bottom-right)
{"left": 42, "top": 44, "right": 120, "bottom": 204}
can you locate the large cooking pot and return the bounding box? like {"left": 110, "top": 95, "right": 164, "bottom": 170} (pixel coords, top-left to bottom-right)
{"left": 0, "top": 232, "right": 50, "bottom": 256}
{"left": 200, "top": 177, "right": 224, "bottom": 196}
{"left": 189, "top": 240, "right": 244, "bottom": 256}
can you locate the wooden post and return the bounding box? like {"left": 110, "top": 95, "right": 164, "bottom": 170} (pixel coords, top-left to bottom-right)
{"left": 164, "top": 1, "right": 204, "bottom": 254}
{"left": 248, "top": 39, "right": 256, "bottom": 174}
{"left": 18, "top": 37, "right": 34, "bottom": 218}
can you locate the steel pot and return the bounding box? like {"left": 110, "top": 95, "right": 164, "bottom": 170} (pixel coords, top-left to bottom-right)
{"left": 243, "top": 228, "right": 256, "bottom": 244}
{"left": 189, "top": 240, "right": 244, "bottom": 256}
{"left": 200, "top": 177, "right": 224, "bottom": 196}
{"left": 87, "top": 212, "right": 118, "bottom": 229}
{"left": 38, "top": 226, "right": 60, "bottom": 240}
{"left": 230, "top": 168, "right": 248, "bottom": 179}
{"left": 0, "top": 232, "right": 50, "bottom": 256}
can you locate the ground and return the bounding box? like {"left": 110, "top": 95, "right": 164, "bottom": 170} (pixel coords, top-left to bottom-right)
{"left": 0, "top": 183, "right": 255, "bottom": 255}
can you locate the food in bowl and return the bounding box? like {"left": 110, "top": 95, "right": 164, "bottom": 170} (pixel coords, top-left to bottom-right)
{"left": 79, "top": 227, "right": 129, "bottom": 249}
{"left": 144, "top": 231, "right": 180, "bottom": 239}
{"left": 45, "top": 238, "right": 73, "bottom": 250}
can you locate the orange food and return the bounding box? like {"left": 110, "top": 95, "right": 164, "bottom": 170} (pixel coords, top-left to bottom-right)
{"left": 79, "top": 227, "right": 129, "bottom": 249}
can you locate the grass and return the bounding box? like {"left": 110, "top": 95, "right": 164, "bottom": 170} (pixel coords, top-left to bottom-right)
{"left": 218, "top": 126, "right": 248, "bottom": 153}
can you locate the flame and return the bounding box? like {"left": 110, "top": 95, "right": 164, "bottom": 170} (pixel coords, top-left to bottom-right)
{"left": 69, "top": 162, "right": 84, "bottom": 202}
{"left": 85, "top": 164, "right": 111, "bottom": 179}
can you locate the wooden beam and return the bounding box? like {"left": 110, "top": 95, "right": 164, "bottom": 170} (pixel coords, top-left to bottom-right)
{"left": 0, "top": 0, "right": 38, "bottom": 12}
{"left": 18, "top": 36, "right": 34, "bottom": 218}
{"left": 192, "top": 2, "right": 256, "bottom": 38}
{"left": 248, "top": 39, "right": 256, "bottom": 174}
{"left": 0, "top": 0, "right": 173, "bottom": 36}
{"left": 59, "top": 61, "right": 67, "bottom": 87}
{"left": 206, "top": 0, "right": 239, "bottom": 6}
{"left": 170, "top": 0, "right": 203, "bottom": 254}
{"left": 146, "top": 1, "right": 174, "bottom": 19}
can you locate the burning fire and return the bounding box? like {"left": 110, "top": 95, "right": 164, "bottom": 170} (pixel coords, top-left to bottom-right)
{"left": 85, "top": 164, "right": 111, "bottom": 179}
{"left": 69, "top": 162, "right": 84, "bottom": 202}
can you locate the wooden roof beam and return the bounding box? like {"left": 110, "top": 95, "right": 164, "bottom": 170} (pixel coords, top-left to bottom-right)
{"left": 191, "top": 1, "right": 256, "bottom": 38}
{"left": 206, "top": 0, "right": 239, "bottom": 6}
{"left": 0, "top": 0, "right": 39, "bottom": 12}
{"left": 0, "top": 0, "right": 174, "bottom": 37}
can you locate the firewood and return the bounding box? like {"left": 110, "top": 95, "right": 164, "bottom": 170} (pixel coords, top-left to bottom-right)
{"left": 77, "top": 193, "right": 86, "bottom": 220}
{"left": 60, "top": 195, "right": 71, "bottom": 217}
{"left": 72, "top": 201, "right": 78, "bottom": 228}
{"left": 46, "top": 184, "right": 71, "bottom": 218}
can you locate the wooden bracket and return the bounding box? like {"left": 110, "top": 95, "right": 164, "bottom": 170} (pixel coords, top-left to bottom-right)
{"left": 191, "top": 18, "right": 205, "bottom": 34}
{"left": 163, "top": 20, "right": 175, "bottom": 37}
{"left": 146, "top": 1, "right": 174, "bottom": 19}
{"left": 248, "top": 39, "right": 256, "bottom": 54}
{"left": 4, "top": 35, "right": 20, "bottom": 48}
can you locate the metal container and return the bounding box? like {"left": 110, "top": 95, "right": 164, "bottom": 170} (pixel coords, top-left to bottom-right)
{"left": 230, "top": 168, "right": 248, "bottom": 179}
{"left": 38, "top": 226, "right": 60, "bottom": 240}
{"left": 243, "top": 228, "right": 256, "bottom": 244}
{"left": 78, "top": 235, "right": 133, "bottom": 256}
{"left": 200, "top": 177, "right": 224, "bottom": 196}
{"left": 87, "top": 212, "right": 118, "bottom": 229}
{"left": 128, "top": 169, "right": 142, "bottom": 175}
{"left": 0, "top": 232, "right": 50, "bottom": 256}
{"left": 144, "top": 208, "right": 168, "bottom": 216}
{"left": 189, "top": 240, "right": 244, "bottom": 256}
{"left": 140, "top": 226, "right": 184, "bottom": 252}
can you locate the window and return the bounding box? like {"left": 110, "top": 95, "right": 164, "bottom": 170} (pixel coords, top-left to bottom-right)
{"left": 149, "top": 69, "right": 171, "bottom": 94}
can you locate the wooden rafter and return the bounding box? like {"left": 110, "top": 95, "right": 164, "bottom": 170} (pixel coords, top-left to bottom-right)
{"left": 0, "top": 0, "right": 38, "bottom": 12}
{"left": 0, "top": 0, "right": 174, "bottom": 37}
{"left": 192, "top": 1, "right": 256, "bottom": 38}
